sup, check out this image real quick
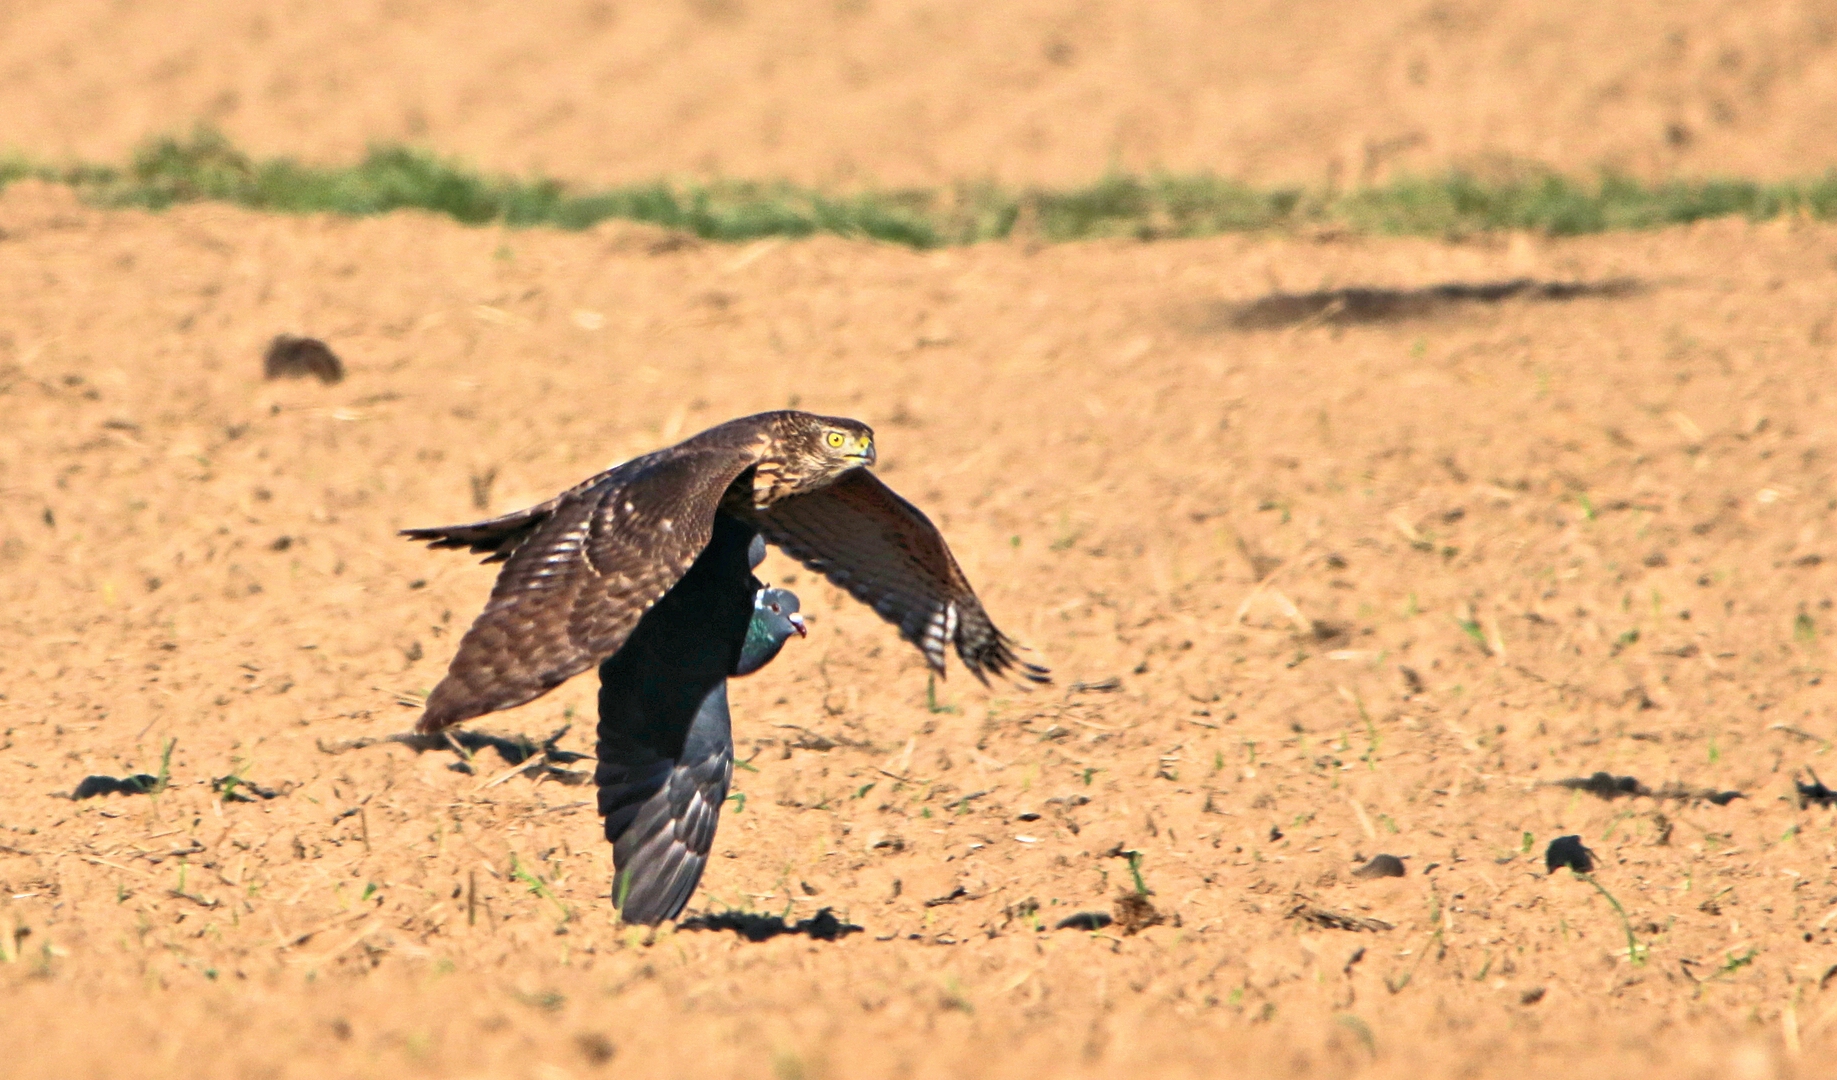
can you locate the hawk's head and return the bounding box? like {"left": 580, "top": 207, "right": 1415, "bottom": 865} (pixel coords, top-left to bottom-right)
{"left": 756, "top": 412, "right": 875, "bottom": 501}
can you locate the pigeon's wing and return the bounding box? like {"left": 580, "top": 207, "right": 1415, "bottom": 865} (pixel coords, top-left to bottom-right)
{"left": 746, "top": 468, "right": 1048, "bottom": 686}
{"left": 404, "top": 445, "right": 764, "bottom": 733}
{"left": 598, "top": 683, "right": 733, "bottom": 925}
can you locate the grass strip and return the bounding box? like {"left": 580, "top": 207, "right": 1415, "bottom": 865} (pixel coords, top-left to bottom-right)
{"left": 7, "top": 128, "right": 1837, "bottom": 247}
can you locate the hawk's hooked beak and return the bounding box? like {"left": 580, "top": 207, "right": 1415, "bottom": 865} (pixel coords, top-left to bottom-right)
{"left": 788, "top": 612, "right": 807, "bottom": 637}
{"left": 848, "top": 438, "right": 876, "bottom": 466}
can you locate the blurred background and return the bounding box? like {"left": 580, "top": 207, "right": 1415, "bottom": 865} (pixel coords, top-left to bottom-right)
{"left": 5, "top": 0, "right": 1835, "bottom": 186}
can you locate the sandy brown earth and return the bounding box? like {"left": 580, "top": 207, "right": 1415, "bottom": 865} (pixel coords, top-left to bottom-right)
{"left": 2, "top": 177, "right": 1836, "bottom": 1077}
{"left": 4, "top": 3, "right": 1837, "bottom": 1078}
{"left": 6, "top": 0, "right": 1837, "bottom": 186}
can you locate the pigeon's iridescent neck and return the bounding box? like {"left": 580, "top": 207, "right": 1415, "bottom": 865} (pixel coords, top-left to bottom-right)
{"left": 737, "top": 587, "right": 803, "bottom": 676}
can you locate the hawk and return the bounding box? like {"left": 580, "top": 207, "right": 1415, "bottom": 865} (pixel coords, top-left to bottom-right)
{"left": 403, "top": 410, "right": 1048, "bottom": 735}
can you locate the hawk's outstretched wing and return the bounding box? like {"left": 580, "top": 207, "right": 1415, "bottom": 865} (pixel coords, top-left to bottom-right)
{"left": 403, "top": 444, "right": 762, "bottom": 733}
{"left": 742, "top": 469, "right": 1048, "bottom": 686}
{"left": 406, "top": 411, "right": 1047, "bottom": 735}
{"left": 399, "top": 468, "right": 616, "bottom": 564}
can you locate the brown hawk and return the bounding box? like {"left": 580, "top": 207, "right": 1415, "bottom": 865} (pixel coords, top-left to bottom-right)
{"left": 403, "top": 410, "right": 1047, "bottom": 734}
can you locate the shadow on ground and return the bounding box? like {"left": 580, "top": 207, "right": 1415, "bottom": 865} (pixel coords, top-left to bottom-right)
{"left": 677, "top": 908, "right": 863, "bottom": 942}
{"left": 1218, "top": 277, "right": 1645, "bottom": 329}
{"left": 318, "top": 726, "right": 589, "bottom": 766}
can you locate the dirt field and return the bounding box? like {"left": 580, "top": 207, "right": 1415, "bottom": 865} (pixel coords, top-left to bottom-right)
{"left": 8, "top": 0, "right": 1837, "bottom": 186}
{"left": 4, "top": 3, "right": 1837, "bottom": 1078}
{"left": 4, "top": 180, "right": 1836, "bottom": 1078}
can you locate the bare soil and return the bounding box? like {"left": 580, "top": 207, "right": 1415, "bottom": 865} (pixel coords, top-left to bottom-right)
{"left": 6, "top": 0, "right": 1837, "bottom": 186}
{"left": 2, "top": 179, "right": 1834, "bottom": 1078}
{"left": 2, "top": 4, "right": 1837, "bottom": 1078}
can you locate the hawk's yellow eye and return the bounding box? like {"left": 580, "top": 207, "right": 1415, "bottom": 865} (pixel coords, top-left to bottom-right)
{"left": 826, "top": 431, "right": 845, "bottom": 448}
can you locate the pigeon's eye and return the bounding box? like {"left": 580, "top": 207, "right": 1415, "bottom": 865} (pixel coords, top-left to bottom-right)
{"left": 767, "top": 603, "right": 781, "bottom": 613}
{"left": 825, "top": 431, "right": 845, "bottom": 448}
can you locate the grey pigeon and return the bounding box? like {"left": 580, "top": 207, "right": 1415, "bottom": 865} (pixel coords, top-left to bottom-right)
{"left": 594, "top": 524, "right": 805, "bottom": 924}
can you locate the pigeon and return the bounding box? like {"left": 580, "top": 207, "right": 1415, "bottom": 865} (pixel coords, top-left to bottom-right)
{"left": 593, "top": 526, "right": 805, "bottom": 924}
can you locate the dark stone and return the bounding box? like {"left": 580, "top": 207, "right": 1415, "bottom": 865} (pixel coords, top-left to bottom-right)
{"left": 1054, "top": 911, "right": 1113, "bottom": 931}
{"left": 70, "top": 774, "right": 160, "bottom": 799}
{"left": 1799, "top": 770, "right": 1837, "bottom": 808}
{"left": 1544, "top": 834, "right": 1597, "bottom": 874}
{"left": 263, "top": 334, "right": 345, "bottom": 384}
{"left": 1351, "top": 854, "right": 1407, "bottom": 879}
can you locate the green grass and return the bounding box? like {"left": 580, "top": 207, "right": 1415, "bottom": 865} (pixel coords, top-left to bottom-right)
{"left": 10, "top": 128, "right": 1837, "bottom": 247}
{"left": 1577, "top": 872, "right": 1649, "bottom": 966}
{"left": 1125, "top": 851, "right": 1151, "bottom": 896}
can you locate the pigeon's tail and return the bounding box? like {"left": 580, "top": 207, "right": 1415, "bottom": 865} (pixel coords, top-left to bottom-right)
{"left": 596, "top": 690, "right": 734, "bottom": 926}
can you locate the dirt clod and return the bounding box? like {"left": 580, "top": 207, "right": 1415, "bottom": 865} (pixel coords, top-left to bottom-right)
{"left": 263, "top": 334, "right": 344, "bottom": 384}
{"left": 1112, "top": 892, "right": 1164, "bottom": 935}
{"left": 67, "top": 774, "right": 159, "bottom": 799}
{"left": 1798, "top": 770, "right": 1837, "bottom": 807}
{"left": 574, "top": 1032, "right": 616, "bottom": 1065}
{"left": 1544, "top": 835, "right": 1598, "bottom": 875}
{"left": 1351, "top": 854, "right": 1407, "bottom": 879}
{"left": 1054, "top": 911, "right": 1112, "bottom": 932}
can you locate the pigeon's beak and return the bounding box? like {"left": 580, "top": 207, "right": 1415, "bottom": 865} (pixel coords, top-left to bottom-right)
{"left": 788, "top": 612, "right": 807, "bottom": 637}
